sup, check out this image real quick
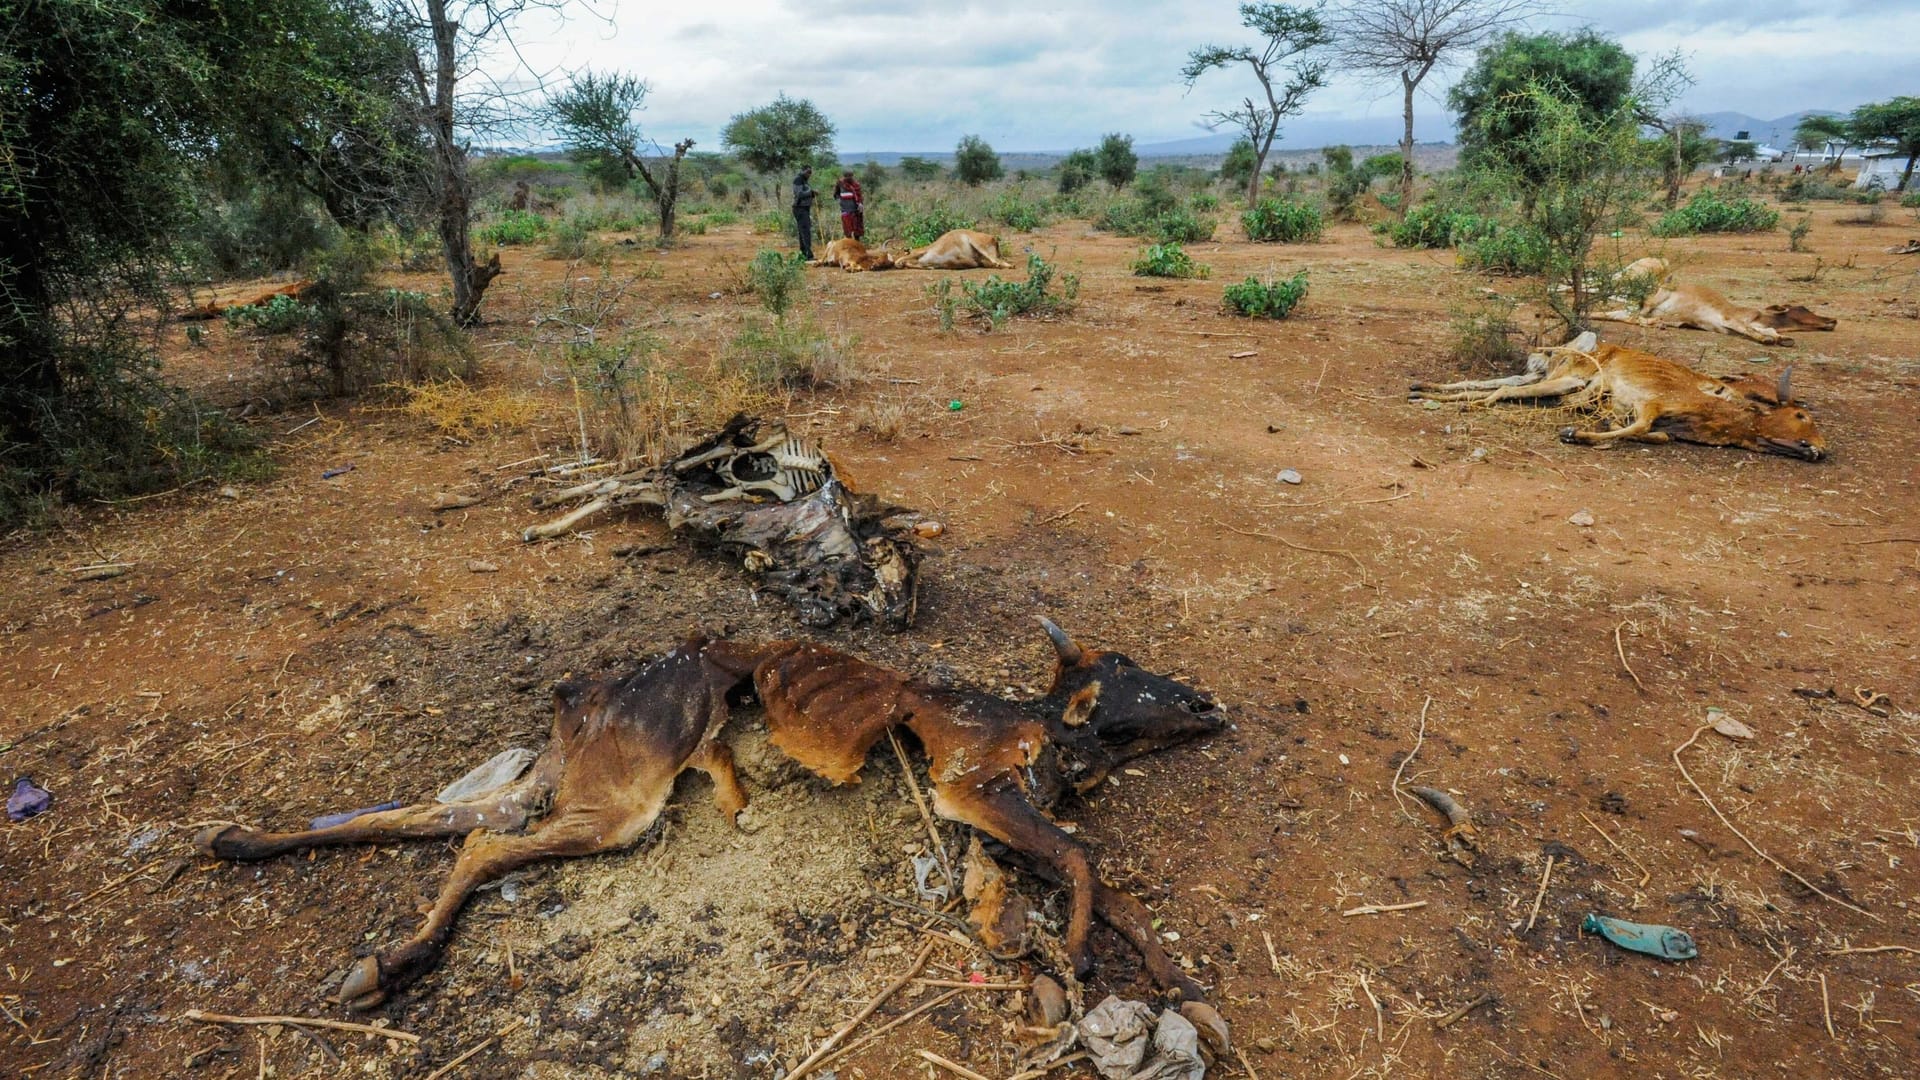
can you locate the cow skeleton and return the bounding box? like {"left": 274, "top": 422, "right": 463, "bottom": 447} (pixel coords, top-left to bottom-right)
{"left": 675, "top": 426, "right": 831, "bottom": 503}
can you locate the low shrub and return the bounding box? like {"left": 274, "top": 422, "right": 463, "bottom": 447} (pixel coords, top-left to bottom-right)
{"left": 1650, "top": 190, "right": 1780, "bottom": 236}
{"left": 901, "top": 203, "right": 979, "bottom": 246}
{"left": 1445, "top": 298, "right": 1526, "bottom": 376}
{"left": 1151, "top": 207, "right": 1216, "bottom": 243}
{"left": 1223, "top": 271, "right": 1308, "bottom": 319}
{"left": 477, "top": 209, "right": 547, "bottom": 246}
{"left": 1241, "top": 198, "right": 1323, "bottom": 243}
{"left": 546, "top": 215, "right": 601, "bottom": 260}
{"left": 1782, "top": 174, "right": 1852, "bottom": 202}
{"left": 224, "top": 292, "right": 313, "bottom": 335}
{"left": 1458, "top": 224, "right": 1550, "bottom": 275}
{"left": 1382, "top": 204, "right": 1496, "bottom": 249}
{"left": 747, "top": 249, "right": 807, "bottom": 320}
{"left": 1131, "top": 242, "right": 1210, "bottom": 279}
{"left": 988, "top": 192, "right": 1048, "bottom": 232}
{"left": 959, "top": 253, "right": 1079, "bottom": 327}
{"left": 723, "top": 318, "right": 855, "bottom": 390}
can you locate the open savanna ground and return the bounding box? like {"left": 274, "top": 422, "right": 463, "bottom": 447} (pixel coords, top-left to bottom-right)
{"left": 4, "top": 196, "right": 1919, "bottom": 1079}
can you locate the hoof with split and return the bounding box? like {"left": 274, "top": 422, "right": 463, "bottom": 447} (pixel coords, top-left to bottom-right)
{"left": 1557, "top": 426, "right": 1580, "bottom": 444}
{"left": 194, "top": 824, "right": 256, "bottom": 860}
{"left": 335, "top": 956, "right": 389, "bottom": 1011}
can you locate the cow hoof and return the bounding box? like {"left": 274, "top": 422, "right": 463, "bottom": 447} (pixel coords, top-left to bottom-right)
{"left": 1557, "top": 426, "right": 1579, "bottom": 444}
{"left": 1179, "top": 1000, "right": 1232, "bottom": 1057}
{"left": 194, "top": 824, "right": 252, "bottom": 860}
{"left": 335, "top": 957, "right": 388, "bottom": 1011}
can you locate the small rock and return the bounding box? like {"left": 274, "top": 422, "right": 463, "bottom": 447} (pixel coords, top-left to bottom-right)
{"left": 1468, "top": 447, "right": 1488, "bottom": 461}
{"left": 1275, "top": 469, "right": 1302, "bottom": 485}
{"left": 1568, "top": 509, "right": 1596, "bottom": 527}
{"left": 467, "top": 560, "right": 500, "bottom": 574}
{"left": 1116, "top": 425, "right": 1141, "bottom": 436}
{"left": 1266, "top": 422, "right": 1284, "bottom": 433}
{"left": 1707, "top": 707, "right": 1755, "bottom": 741}
{"left": 1256, "top": 1036, "right": 1277, "bottom": 1054}
{"left": 218, "top": 486, "right": 240, "bottom": 499}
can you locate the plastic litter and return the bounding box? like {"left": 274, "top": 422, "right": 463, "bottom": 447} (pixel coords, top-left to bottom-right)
{"left": 948, "top": 400, "right": 965, "bottom": 411}
{"left": 1276, "top": 469, "right": 1302, "bottom": 485}
{"left": 7, "top": 777, "right": 52, "bottom": 822}
{"left": 1582, "top": 913, "right": 1697, "bottom": 960}
{"left": 321, "top": 464, "right": 354, "bottom": 479}
{"left": 1078, "top": 995, "right": 1206, "bottom": 1080}
{"left": 309, "top": 800, "right": 402, "bottom": 830}
{"left": 910, "top": 850, "right": 951, "bottom": 902}
{"left": 436, "top": 747, "right": 537, "bottom": 803}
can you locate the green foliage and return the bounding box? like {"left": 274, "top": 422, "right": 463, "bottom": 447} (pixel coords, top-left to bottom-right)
{"left": 1450, "top": 30, "right": 1637, "bottom": 181}
{"left": 1058, "top": 149, "right": 1098, "bottom": 194}
{"left": 723, "top": 318, "right": 849, "bottom": 390}
{"left": 1788, "top": 216, "right": 1813, "bottom": 252}
{"left": 1151, "top": 207, "right": 1217, "bottom": 243}
{"left": 1182, "top": 4, "right": 1332, "bottom": 196}
{"left": 1241, "top": 198, "right": 1324, "bottom": 242}
{"left": 989, "top": 192, "right": 1049, "bottom": 232}
{"left": 1650, "top": 189, "right": 1780, "bottom": 236}
{"left": 1446, "top": 298, "right": 1526, "bottom": 375}
{"left": 1223, "top": 272, "right": 1309, "bottom": 319}
{"left": 898, "top": 204, "right": 980, "bottom": 246}
{"left": 1458, "top": 224, "right": 1550, "bottom": 274}
{"left": 478, "top": 209, "right": 548, "bottom": 246}
{"left": 1903, "top": 190, "right": 1920, "bottom": 209}
{"left": 898, "top": 156, "right": 943, "bottom": 181}
{"left": 957, "top": 254, "right": 1079, "bottom": 328}
{"left": 1132, "top": 242, "right": 1211, "bottom": 279}
{"left": 225, "top": 293, "right": 314, "bottom": 335}
{"left": 859, "top": 160, "right": 887, "bottom": 200}
{"left": 1360, "top": 153, "right": 1404, "bottom": 182}
{"left": 547, "top": 215, "right": 603, "bottom": 260}
{"left": 1096, "top": 134, "right": 1139, "bottom": 189}
{"left": 1720, "top": 140, "right": 1757, "bottom": 164}
{"left": 1382, "top": 204, "right": 1496, "bottom": 249}
{"left": 747, "top": 249, "right": 808, "bottom": 320}
{"left": 721, "top": 94, "right": 837, "bottom": 174}
{"left": 1850, "top": 97, "right": 1920, "bottom": 182}
{"left": 1219, "top": 138, "right": 1258, "bottom": 187}
{"left": 928, "top": 279, "right": 959, "bottom": 333}
{"left": 1190, "top": 192, "right": 1222, "bottom": 212}
{"left": 1782, "top": 174, "right": 1852, "bottom": 202}
{"left": 955, "top": 135, "right": 1005, "bottom": 186}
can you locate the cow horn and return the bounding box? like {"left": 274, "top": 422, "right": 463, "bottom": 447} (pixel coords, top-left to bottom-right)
{"left": 1037, "top": 616, "right": 1084, "bottom": 665}
{"left": 1777, "top": 364, "right": 1793, "bottom": 404}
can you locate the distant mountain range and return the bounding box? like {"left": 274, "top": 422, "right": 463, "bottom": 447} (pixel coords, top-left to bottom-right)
{"left": 1686, "top": 110, "right": 1844, "bottom": 146}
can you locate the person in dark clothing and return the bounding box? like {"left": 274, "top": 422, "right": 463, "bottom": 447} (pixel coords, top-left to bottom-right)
{"left": 831, "top": 170, "right": 864, "bottom": 240}
{"left": 792, "top": 166, "right": 817, "bottom": 260}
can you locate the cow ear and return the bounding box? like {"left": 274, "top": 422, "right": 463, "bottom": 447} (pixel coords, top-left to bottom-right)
{"left": 1062, "top": 681, "right": 1102, "bottom": 727}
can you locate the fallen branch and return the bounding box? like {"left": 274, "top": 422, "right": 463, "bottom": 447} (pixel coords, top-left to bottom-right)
{"left": 1523, "top": 855, "right": 1555, "bottom": 935}
{"left": 1613, "top": 621, "right": 1644, "bottom": 692}
{"left": 1210, "top": 517, "right": 1369, "bottom": 581}
{"left": 180, "top": 1009, "right": 420, "bottom": 1045}
{"left": 1390, "top": 697, "right": 1431, "bottom": 822}
{"left": 1342, "top": 900, "right": 1428, "bottom": 917}
{"left": 423, "top": 1017, "right": 525, "bottom": 1080}
{"left": 786, "top": 940, "right": 937, "bottom": 1080}
{"left": 1673, "top": 726, "right": 1875, "bottom": 919}
{"left": 1358, "top": 970, "right": 1385, "bottom": 1044}
{"left": 919, "top": 1049, "right": 992, "bottom": 1080}
{"left": 1826, "top": 944, "right": 1920, "bottom": 956}
{"left": 1436, "top": 992, "right": 1494, "bottom": 1029}
{"left": 912, "top": 979, "right": 1028, "bottom": 990}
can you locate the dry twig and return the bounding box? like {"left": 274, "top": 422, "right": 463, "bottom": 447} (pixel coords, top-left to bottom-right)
{"left": 787, "top": 940, "right": 937, "bottom": 1080}
{"left": 422, "top": 1017, "right": 525, "bottom": 1080}
{"left": 1613, "top": 621, "right": 1644, "bottom": 691}
{"left": 1436, "top": 992, "right": 1494, "bottom": 1029}
{"left": 1343, "top": 900, "right": 1428, "bottom": 917}
{"left": 1524, "top": 855, "right": 1555, "bottom": 934}
{"left": 180, "top": 1009, "right": 420, "bottom": 1045}
{"left": 1827, "top": 944, "right": 1920, "bottom": 956}
{"left": 918, "top": 1049, "right": 992, "bottom": 1080}
{"left": 1210, "top": 517, "right": 1370, "bottom": 582}
{"left": 1578, "top": 811, "right": 1651, "bottom": 887}
{"left": 1820, "top": 973, "right": 1836, "bottom": 1038}
{"left": 1390, "top": 697, "right": 1431, "bottom": 822}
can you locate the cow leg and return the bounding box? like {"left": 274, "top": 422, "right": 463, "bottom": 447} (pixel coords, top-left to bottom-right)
{"left": 1414, "top": 375, "right": 1589, "bottom": 405}
{"left": 336, "top": 789, "right": 672, "bottom": 1010}
{"left": 194, "top": 761, "right": 559, "bottom": 861}
{"left": 1409, "top": 370, "right": 1545, "bottom": 394}
{"left": 1560, "top": 403, "right": 1669, "bottom": 447}
{"left": 1090, "top": 880, "right": 1206, "bottom": 1002}
{"left": 689, "top": 741, "right": 747, "bottom": 822}
{"left": 1592, "top": 309, "right": 1659, "bottom": 327}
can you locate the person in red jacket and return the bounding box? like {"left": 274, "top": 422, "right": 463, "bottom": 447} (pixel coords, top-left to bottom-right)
{"left": 831, "top": 170, "right": 864, "bottom": 240}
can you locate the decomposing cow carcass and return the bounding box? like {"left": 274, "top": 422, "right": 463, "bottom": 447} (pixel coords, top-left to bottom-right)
{"left": 1590, "top": 260, "right": 1837, "bottom": 345}
{"left": 894, "top": 229, "right": 1016, "bottom": 270}
{"left": 808, "top": 237, "right": 902, "bottom": 272}
{"left": 524, "top": 416, "right": 919, "bottom": 627}
{"left": 707, "top": 618, "right": 1226, "bottom": 1003}
{"left": 1410, "top": 335, "right": 1827, "bottom": 460}
{"left": 195, "top": 620, "right": 1226, "bottom": 1013}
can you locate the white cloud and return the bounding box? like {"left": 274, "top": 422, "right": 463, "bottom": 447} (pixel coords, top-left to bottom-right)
{"left": 495, "top": 0, "right": 1913, "bottom": 152}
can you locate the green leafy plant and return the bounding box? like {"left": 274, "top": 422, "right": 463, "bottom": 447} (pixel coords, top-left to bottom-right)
{"left": 223, "top": 293, "right": 313, "bottom": 334}
{"left": 1241, "top": 198, "right": 1323, "bottom": 243}
{"left": 1788, "top": 216, "right": 1813, "bottom": 252}
{"left": 1151, "top": 207, "right": 1216, "bottom": 243}
{"left": 901, "top": 204, "right": 979, "bottom": 246}
{"left": 1223, "top": 271, "right": 1308, "bottom": 319}
{"left": 1132, "top": 242, "right": 1210, "bottom": 278}
{"left": 928, "top": 278, "right": 959, "bottom": 332}
{"left": 546, "top": 215, "right": 601, "bottom": 260}
{"left": 988, "top": 192, "right": 1048, "bottom": 232}
{"left": 1458, "top": 224, "right": 1550, "bottom": 275}
{"left": 957, "top": 253, "right": 1079, "bottom": 327}
{"left": 1382, "top": 204, "right": 1496, "bottom": 249}
{"left": 1650, "top": 190, "right": 1780, "bottom": 236}
{"left": 747, "top": 249, "right": 807, "bottom": 320}
{"left": 477, "top": 208, "right": 547, "bottom": 246}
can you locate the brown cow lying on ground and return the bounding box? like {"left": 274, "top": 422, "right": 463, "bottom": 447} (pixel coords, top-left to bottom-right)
{"left": 808, "top": 237, "right": 902, "bottom": 272}
{"left": 895, "top": 229, "right": 1016, "bottom": 269}
{"left": 177, "top": 280, "right": 315, "bottom": 321}
{"left": 1592, "top": 259, "right": 1837, "bottom": 345}
{"left": 1411, "top": 339, "right": 1827, "bottom": 460}
{"left": 196, "top": 620, "right": 1225, "bottom": 1009}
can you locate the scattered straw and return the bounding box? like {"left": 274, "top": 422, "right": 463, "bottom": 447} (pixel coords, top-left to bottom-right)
{"left": 787, "top": 940, "right": 937, "bottom": 1080}
{"left": 423, "top": 1017, "right": 524, "bottom": 1080}
{"left": 180, "top": 1009, "right": 419, "bottom": 1045}
{"left": 1613, "top": 621, "right": 1644, "bottom": 691}
{"left": 1579, "top": 811, "right": 1651, "bottom": 887}
{"left": 1523, "top": 855, "right": 1555, "bottom": 935}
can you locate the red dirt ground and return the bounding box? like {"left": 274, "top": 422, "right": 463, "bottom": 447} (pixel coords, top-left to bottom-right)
{"left": 3, "top": 197, "right": 1919, "bottom": 1079}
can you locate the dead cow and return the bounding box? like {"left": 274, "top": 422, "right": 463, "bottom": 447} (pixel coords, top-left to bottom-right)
{"left": 1593, "top": 262, "right": 1835, "bottom": 345}
{"left": 1411, "top": 342, "right": 1827, "bottom": 460}
{"left": 705, "top": 618, "right": 1225, "bottom": 1001}
{"left": 177, "top": 280, "right": 315, "bottom": 321}
{"left": 195, "top": 636, "right": 750, "bottom": 1010}
{"left": 895, "top": 229, "right": 1015, "bottom": 270}
{"left": 808, "top": 237, "right": 902, "bottom": 272}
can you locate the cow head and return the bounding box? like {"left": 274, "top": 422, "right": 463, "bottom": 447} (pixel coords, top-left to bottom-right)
{"left": 1036, "top": 617, "right": 1224, "bottom": 792}
{"left": 1746, "top": 367, "right": 1826, "bottom": 460}
{"left": 1754, "top": 304, "right": 1837, "bottom": 332}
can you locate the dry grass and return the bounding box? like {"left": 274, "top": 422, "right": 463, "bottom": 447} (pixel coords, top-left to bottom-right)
{"left": 396, "top": 378, "right": 545, "bottom": 439}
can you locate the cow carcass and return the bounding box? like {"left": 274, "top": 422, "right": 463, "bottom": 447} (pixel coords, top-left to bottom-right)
{"left": 524, "top": 416, "right": 919, "bottom": 627}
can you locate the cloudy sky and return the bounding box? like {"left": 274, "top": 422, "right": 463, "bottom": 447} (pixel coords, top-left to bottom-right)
{"left": 504, "top": 1, "right": 1913, "bottom": 152}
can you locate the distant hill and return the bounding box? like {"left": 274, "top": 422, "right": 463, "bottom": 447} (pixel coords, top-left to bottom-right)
{"left": 1689, "top": 110, "right": 1844, "bottom": 145}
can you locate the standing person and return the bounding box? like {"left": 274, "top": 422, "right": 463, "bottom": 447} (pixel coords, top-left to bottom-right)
{"left": 832, "top": 170, "right": 864, "bottom": 240}
{"left": 791, "top": 166, "right": 817, "bottom": 260}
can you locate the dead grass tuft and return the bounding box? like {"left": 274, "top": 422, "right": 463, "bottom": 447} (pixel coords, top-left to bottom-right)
{"left": 396, "top": 379, "right": 544, "bottom": 439}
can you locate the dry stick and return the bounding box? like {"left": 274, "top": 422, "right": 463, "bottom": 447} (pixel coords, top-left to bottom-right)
{"left": 0, "top": 998, "right": 32, "bottom": 1032}
{"left": 913, "top": 979, "right": 1027, "bottom": 990}
{"left": 179, "top": 1010, "right": 420, "bottom": 1045}
{"left": 1845, "top": 537, "right": 1920, "bottom": 546}
{"left": 1343, "top": 900, "right": 1429, "bottom": 917}
{"left": 1035, "top": 501, "right": 1088, "bottom": 526}
{"left": 1578, "top": 811, "right": 1651, "bottom": 887}
{"left": 1827, "top": 944, "right": 1920, "bottom": 956}
{"left": 1613, "top": 621, "right": 1645, "bottom": 691}
{"left": 1820, "top": 974, "right": 1837, "bottom": 1038}
{"left": 1358, "top": 971, "right": 1385, "bottom": 1045}
{"left": 1210, "top": 517, "right": 1369, "bottom": 580}
{"left": 1008, "top": 1051, "right": 1092, "bottom": 1080}
{"left": 64, "top": 862, "right": 160, "bottom": 913}
{"left": 1262, "top": 929, "right": 1282, "bottom": 974}
{"left": 888, "top": 732, "right": 949, "bottom": 882}
{"left": 1673, "top": 726, "right": 1876, "bottom": 919}
{"left": 809, "top": 989, "right": 966, "bottom": 1074}
{"left": 1436, "top": 992, "right": 1494, "bottom": 1029}
{"left": 1391, "top": 697, "right": 1432, "bottom": 822}
{"left": 787, "top": 940, "right": 938, "bottom": 1080}
{"left": 1524, "top": 855, "right": 1556, "bottom": 935}
{"left": 918, "top": 1049, "right": 992, "bottom": 1080}
{"left": 423, "top": 1017, "right": 526, "bottom": 1080}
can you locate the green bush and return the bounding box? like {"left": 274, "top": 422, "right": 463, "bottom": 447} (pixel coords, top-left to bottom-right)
{"left": 1189, "top": 192, "right": 1222, "bottom": 213}
{"left": 1223, "top": 272, "right": 1308, "bottom": 319}
{"left": 1132, "top": 242, "right": 1210, "bottom": 279}
{"left": 747, "top": 249, "right": 807, "bottom": 320}
{"left": 959, "top": 253, "right": 1079, "bottom": 327}
{"left": 1650, "top": 190, "right": 1780, "bottom": 236}
{"left": 1382, "top": 204, "right": 1497, "bottom": 249}
{"left": 546, "top": 215, "right": 601, "bottom": 260}
{"left": 702, "top": 209, "right": 741, "bottom": 227}
{"left": 1903, "top": 190, "right": 1920, "bottom": 209}
{"left": 224, "top": 292, "right": 313, "bottom": 334}
{"left": 477, "top": 209, "right": 547, "bottom": 246}
{"left": 988, "top": 192, "right": 1048, "bottom": 232}
{"left": 1151, "top": 207, "right": 1216, "bottom": 243}
{"left": 895, "top": 203, "right": 978, "bottom": 246}
{"left": 1458, "top": 224, "right": 1550, "bottom": 275}
{"left": 1097, "top": 200, "right": 1150, "bottom": 235}
{"left": 1241, "top": 199, "right": 1323, "bottom": 243}
{"left": 751, "top": 209, "right": 790, "bottom": 235}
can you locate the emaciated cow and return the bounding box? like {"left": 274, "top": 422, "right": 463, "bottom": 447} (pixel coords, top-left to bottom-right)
{"left": 808, "top": 237, "right": 902, "bottom": 272}
{"left": 895, "top": 229, "right": 1015, "bottom": 269}
{"left": 196, "top": 621, "right": 1225, "bottom": 1009}
{"left": 1593, "top": 260, "right": 1838, "bottom": 345}
{"left": 1411, "top": 341, "right": 1827, "bottom": 460}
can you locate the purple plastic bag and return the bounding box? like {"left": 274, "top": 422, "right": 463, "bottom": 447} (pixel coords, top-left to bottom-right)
{"left": 8, "top": 777, "right": 52, "bottom": 822}
{"left": 309, "top": 800, "right": 402, "bottom": 830}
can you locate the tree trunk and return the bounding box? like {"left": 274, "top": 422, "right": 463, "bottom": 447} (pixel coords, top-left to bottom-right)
{"left": 0, "top": 261, "right": 61, "bottom": 451}
{"left": 1668, "top": 126, "right": 1685, "bottom": 208}
{"left": 1247, "top": 147, "right": 1267, "bottom": 206}
{"left": 1397, "top": 67, "right": 1426, "bottom": 220}
{"left": 424, "top": 0, "right": 499, "bottom": 327}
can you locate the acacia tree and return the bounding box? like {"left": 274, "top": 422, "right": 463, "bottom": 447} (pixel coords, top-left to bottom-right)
{"left": 548, "top": 72, "right": 695, "bottom": 240}
{"left": 1181, "top": 3, "right": 1332, "bottom": 204}
{"left": 1795, "top": 114, "right": 1853, "bottom": 172}
{"left": 955, "top": 135, "right": 1004, "bottom": 185}
{"left": 1852, "top": 97, "right": 1920, "bottom": 191}
{"left": 1629, "top": 50, "right": 1698, "bottom": 208}
{"left": 1449, "top": 30, "right": 1635, "bottom": 209}
{"left": 1096, "top": 133, "right": 1138, "bottom": 189}
{"left": 721, "top": 94, "right": 837, "bottom": 176}
{"left": 1332, "top": 0, "right": 1538, "bottom": 217}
